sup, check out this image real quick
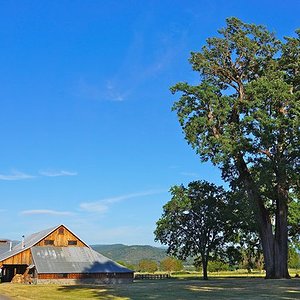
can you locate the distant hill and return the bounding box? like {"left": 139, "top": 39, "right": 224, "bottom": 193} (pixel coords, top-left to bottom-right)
{"left": 91, "top": 244, "right": 167, "bottom": 265}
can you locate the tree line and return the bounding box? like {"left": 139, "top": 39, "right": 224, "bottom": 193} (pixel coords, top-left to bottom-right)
{"left": 118, "top": 257, "right": 183, "bottom": 273}
{"left": 118, "top": 249, "right": 300, "bottom": 275}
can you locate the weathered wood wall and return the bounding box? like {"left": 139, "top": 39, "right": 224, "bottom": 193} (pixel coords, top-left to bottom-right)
{"left": 38, "top": 272, "right": 134, "bottom": 279}
{"left": 0, "top": 249, "right": 32, "bottom": 266}
{"left": 35, "top": 226, "right": 86, "bottom": 247}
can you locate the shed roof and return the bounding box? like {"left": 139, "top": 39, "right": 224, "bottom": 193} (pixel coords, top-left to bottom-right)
{"left": 31, "top": 246, "right": 132, "bottom": 274}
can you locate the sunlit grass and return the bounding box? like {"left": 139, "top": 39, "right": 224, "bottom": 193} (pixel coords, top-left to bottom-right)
{"left": 0, "top": 277, "right": 299, "bottom": 300}
{"left": 171, "top": 268, "right": 300, "bottom": 279}
{"left": 171, "top": 269, "right": 265, "bottom": 279}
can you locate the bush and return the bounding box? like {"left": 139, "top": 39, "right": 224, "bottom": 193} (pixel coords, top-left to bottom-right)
{"left": 288, "top": 247, "right": 300, "bottom": 269}
{"left": 207, "top": 261, "right": 229, "bottom": 272}
{"left": 160, "top": 257, "right": 183, "bottom": 273}
{"left": 137, "top": 259, "right": 158, "bottom": 273}
{"left": 116, "top": 261, "right": 136, "bottom": 271}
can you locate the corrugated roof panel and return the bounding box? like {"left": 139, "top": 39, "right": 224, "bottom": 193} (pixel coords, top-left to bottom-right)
{"left": 12, "top": 226, "right": 59, "bottom": 251}
{"left": 0, "top": 244, "right": 10, "bottom": 256}
{"left": 0, "top": 225, "right": 60, "bottom": 262}
{"left": 31, "top": 247, "right": 133, "bottom": 274}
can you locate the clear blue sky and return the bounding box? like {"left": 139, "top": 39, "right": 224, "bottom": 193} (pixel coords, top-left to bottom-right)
{"left": 0, "top": 0, "right": 299, "bottom": 245}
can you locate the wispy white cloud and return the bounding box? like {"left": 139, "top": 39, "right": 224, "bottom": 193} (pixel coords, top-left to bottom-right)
{"left": 76, "top": 78, "right": 128, "bottom": 102}
{"left": 79, "top": 202, "right": 109, "bottom": 214}
{"left": 75, "top": 19, "right": 187, "bottom": 104}
{"left": 169, "top": 165, "right": 179, "bottom": 169}
{"left": 20, "top": 209, "right": 74, "bottom": 216}
{"left": 80, "top": 189, "right": 166, "bottom": 213}
{"left": 97, "top": 190, "right": 165, "bottom": 204}
{"left": 0, "top": 169, "right": 77, "bottom": 180}
{"left": 105, "top": 80, "right": 128, "bottom": 102}
{"left": 180, "top": 172, "right": 199, "bottom": 178}
{"left": 0, "top": 171, "right": 35, "bottom": 181}
{"left": 39, "top": 170, "right": 78, "bottom": 177}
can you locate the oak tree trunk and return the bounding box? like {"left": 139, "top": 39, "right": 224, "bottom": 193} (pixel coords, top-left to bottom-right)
{"left": 202, "top": 260, "right": 208, "bottom": 280}
{"left": 202, "top": 255, "right": 208, "bottom": 280}
{"left": 236, "top": 155, "right": 290, "bottom": 279}
{"left": 273, "top": 181, "right": 290, "bottom": 278}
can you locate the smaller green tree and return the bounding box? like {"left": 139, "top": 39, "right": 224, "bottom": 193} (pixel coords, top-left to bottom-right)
{"left": 224, "top": 187, "right": 264, "bottom": 272}
{"left": 288, "top": 246, "right": 300, "bottom": 270}
{"left": 207, "top": 260, "right": 229, "bottom": 273}
{"left": 155, "top": 180, "right": 231, "bottom": 280}
{"left": 137, "top": 259, "right": 158, "bottom": 273}
{"left": 225, "top": 246, "right": 243, "bottom": 270}
{"left": 160, "top": 257, "right": 183, "bottom": 273}
{"left": 116, "top": 261, "right": 136, "bottom": 271}
{"left": 288, "top": 196, "right": 300, "bottom": 249}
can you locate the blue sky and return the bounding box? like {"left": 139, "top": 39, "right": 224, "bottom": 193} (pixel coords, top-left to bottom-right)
{"left": 0, "top": 0, "right": 299, "bottom": 245}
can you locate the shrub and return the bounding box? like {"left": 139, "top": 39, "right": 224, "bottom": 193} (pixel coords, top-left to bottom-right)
{"left": 137, "top": 259, "right": 158, "bottom": 273}
{"left": 207, "top": 261, "right": 229, "bottom": 272}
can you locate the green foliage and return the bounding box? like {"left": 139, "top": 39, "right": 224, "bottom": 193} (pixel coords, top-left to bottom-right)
{"left": 194, "top": 259, "right": 229, "bottom": 272}
{"left": 171, "top": 17, "right": 300, "bottom": 188}
{"left": 160, "top": 257, "right": 183, "bottom": 273}
{"left": 239, "top": 245, "right": 264, "bottom": 273}
{"left": 288, "top": 246, "right": 300, "bottom": 269}
{"left": 288, "top": 197, "right": 300, "bottom": 247}
{"left": 225, "top": 246, "right": 243, "bottom": 269}
{"left": 155, "top": 181, "right": 230, "bottom": 259}
{"left": 224, "top": 190, "right": 263, "bottom": 270}
{"left": 116, "top": 260, "right": 136, "bottom": 271}
{"left": 155, "top": 180, "right": 234, "bottom": 279}
{"left": 170, "top": 17, "right": 300, "bottom": 278}
{"left": 137, "top": 259, "right": 158, "bottom": 273}
{"left": 207, "top": 260, "right": 230, "bottom": 273}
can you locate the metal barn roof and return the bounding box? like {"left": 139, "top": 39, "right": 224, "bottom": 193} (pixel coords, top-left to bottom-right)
{"left": 31, "top": 246, "right": 132, "bottom": 274}
{"left": 0, "top": 225, "right": 60, "bottom": 261}
{"left": 0, "top": 240, "right": 19, "bottom": 255}
{"left": 0, "top": 244, "right": 10, "bottom": 256}
{"left": 0, "top": 224, "right": 90, "bottom": 262}
{"left": 12, "top": 226, "right": 59, "bottom": 252}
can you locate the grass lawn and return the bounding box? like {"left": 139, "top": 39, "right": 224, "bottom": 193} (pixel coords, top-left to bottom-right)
{"left": 0, "top": 278, "right": 299, "bottom": 299}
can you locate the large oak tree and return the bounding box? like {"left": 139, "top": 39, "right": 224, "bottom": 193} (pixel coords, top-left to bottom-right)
{"left": 171, "top": 18, "right": 300, "bottom": 279}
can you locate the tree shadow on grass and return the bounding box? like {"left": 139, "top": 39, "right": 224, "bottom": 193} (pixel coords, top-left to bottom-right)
{"left": 57, "top": 278, "right": 208, "bottom": 300}
{"left": 57, "top": 278, "right": 300, "bottom": 300}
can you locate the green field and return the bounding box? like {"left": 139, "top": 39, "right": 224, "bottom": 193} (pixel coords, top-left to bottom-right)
{"left": 0, "top": 277, "right": 299, "bottom": 300}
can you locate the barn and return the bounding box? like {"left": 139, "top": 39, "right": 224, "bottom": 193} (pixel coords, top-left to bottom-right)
{"left": 0, "top": 224, "right": 133, "bottom": 284}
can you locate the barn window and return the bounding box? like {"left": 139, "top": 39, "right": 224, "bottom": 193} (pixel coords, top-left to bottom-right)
{"left": 58, "top": 228, "right": 64, "bottom": 235}
{"left": 68, "top": 240, "right": 77, "bottom": 245}
{"left": 44, "top": 240, "right": 54, "bottom": 245}
{"left": 58, "top": 273, "right": 68, "bottom": 278}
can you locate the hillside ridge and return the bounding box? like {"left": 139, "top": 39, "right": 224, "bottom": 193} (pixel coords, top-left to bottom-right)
{"left": 91, "top": 244, "right": 167, "bottom": 264}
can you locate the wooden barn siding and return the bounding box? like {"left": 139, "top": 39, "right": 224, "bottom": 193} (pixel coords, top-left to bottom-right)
{"left": 38, "top": 273, "right": 133, "bottom": 280}
{"left": 36, "top": 226, "right": 86, "bottom": 247}
{"left": 0, "top": 248, "right": 32, "bottom": 266}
